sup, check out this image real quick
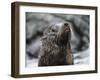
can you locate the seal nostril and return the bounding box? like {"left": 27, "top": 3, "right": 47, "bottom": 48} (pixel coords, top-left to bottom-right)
{"left": 64, "top": 23, "right": 68, "bottom": 26}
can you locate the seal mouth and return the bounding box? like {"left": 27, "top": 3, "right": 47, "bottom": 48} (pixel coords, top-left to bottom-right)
{"left": 64, "top": 27, "right": 70, "bottom": 32}
{"left": 58, "top": 27, "right": 70, "bottom": 37}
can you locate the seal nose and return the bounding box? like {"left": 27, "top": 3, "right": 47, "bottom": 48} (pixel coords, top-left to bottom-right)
{"left": 64, "top": 23, "right": 68, "bottom": 26}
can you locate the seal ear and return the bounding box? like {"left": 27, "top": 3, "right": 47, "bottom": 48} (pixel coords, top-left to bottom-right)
{"left": 66, "top": 43, "right": 73, "bottom": 65}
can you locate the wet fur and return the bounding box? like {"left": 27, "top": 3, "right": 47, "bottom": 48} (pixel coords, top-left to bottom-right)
{"left": 38, "top": 22, "right": 73, "bottom": 66}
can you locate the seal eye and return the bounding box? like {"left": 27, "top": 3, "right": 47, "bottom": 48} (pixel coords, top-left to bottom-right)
{"left": 51, "top": 29, "right": 57, "bottom": 32}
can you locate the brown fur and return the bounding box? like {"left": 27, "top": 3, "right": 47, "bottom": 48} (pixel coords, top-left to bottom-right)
{"left": 38, "top": 22, "right": 73, "bottom": 66}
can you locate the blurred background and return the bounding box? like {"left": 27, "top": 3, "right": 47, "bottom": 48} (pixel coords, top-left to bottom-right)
{"left": 26, "top": 12, "right": 90, "bottom": 67}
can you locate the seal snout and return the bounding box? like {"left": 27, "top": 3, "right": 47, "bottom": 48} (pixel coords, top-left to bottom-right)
{"left": 63, "top": 23, "right": 70, "bottom": 32}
